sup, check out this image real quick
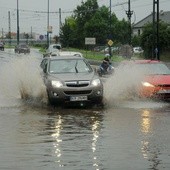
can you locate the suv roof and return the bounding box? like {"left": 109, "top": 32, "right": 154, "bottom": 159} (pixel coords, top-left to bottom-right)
{"left": 43, "top": 55, "right": 84, "bottom": 60}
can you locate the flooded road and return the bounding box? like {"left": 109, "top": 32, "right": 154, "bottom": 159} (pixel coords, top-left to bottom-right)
{"left": 0, "top": 49, "right": 170, "bottom": 170}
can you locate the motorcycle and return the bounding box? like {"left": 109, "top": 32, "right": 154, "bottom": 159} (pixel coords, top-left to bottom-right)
{"left": 97, "top": 63, "right": 114, "bottom": 77}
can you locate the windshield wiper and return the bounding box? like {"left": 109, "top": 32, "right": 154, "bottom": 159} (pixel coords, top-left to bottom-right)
{"left": 75, "top": 61, "right": 78, "bottom": 73}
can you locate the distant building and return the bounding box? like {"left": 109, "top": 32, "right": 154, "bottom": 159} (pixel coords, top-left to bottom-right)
{"left": 132, "top": 10, "right": 170, "bottom": 36}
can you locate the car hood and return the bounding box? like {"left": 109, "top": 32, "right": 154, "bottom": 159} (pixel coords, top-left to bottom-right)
{"left": 48, "top": 72, "right": 98, "bottom": 82}
{"left": 144, "top": 74, "right": 170, "bottom": 85}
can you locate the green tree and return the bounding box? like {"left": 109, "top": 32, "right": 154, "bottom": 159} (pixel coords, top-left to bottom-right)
{"left": 60, "top": 17, "right": 77, "bottom": 47}
{"left": 60, "top": 0, "right": 130, "bottom": 48}
{"left": 74, "top": 0, "right": 99, "bottom": 47}
{"left": 131, "top": 35, "right": 141, "bottom": 47}
{"left": 141, "top": 22, "right": 170, "bottom": 58}
{"left": 114, "top": 18, "right": 129, "bottom": 44}
{"left": 84, "top": 6, "right": 110, "bottom": 45}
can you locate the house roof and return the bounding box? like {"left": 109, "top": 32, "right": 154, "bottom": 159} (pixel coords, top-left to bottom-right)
{"left": 133, "top": 11, "right": 170, "bottom": 28}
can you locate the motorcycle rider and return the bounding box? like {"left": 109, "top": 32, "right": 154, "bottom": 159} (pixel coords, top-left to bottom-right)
{"left": 99, "top": 56, "right": 113, "bottom": 76}
{"left": 101, "top": 57, "right": 110, "bottom": 70}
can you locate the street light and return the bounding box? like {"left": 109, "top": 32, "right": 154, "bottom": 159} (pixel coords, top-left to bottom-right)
{"left": 17, "top": 0, "right": 19, "bottom": 44}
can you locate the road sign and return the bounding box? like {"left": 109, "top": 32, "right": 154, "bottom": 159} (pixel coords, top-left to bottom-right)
{"left": 85, "top": 37, "right": 96, "bottom": 45}
{"left": 39, "top": 35, "right": 44, "bottom": 40}
{"left": 108, "top": 39, "right": 113, "bottom": 46}
{"left": 47, "top": 26, "right": 53, "bottom": 33}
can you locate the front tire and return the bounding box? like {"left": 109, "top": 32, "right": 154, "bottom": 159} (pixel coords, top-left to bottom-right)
{"left": 47, "top": 90, "right": 56, "bottom": 105}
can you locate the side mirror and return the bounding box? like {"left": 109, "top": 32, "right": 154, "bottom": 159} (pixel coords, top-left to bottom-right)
{"left": 43, "top": 64, "right": 47, "bottom": 73}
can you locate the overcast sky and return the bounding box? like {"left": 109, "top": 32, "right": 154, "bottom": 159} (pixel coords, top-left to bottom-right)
{"left": 0, "top": 0, "right": 169, "bottom": 36}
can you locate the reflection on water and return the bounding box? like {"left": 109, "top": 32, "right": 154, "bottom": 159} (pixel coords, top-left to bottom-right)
{"left": 140, "top": 109, "right": 165, "bottom": 170}
{"left": 141, "top": 139, "right": 162, "bottom": 170}
{"left": 141, "top": 110, "right": 151, "bottom": 134}
{"left": 31, "top": 109, "right": 104, "bottom": 170}
{"left": 51, "top": 115, "right": 63, "bottom": 166}
{"left": 91, "top": 116, "right": 100, "bottom": 170}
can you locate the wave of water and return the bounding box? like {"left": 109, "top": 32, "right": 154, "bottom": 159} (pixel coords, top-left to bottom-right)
{"left": 0, "top": 55, "right": 47, "bottom": 107}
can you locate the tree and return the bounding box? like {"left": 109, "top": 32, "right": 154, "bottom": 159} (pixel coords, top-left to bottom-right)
{"left": 114, "top": 18, "right": 129, "bottom": 44}
{"left": 73, "top": 0, "right": 99, "bottom": 48}
{"left": 53, "top": 35, "right": 59, "bottom": 44}
{"left": 60, "top": 17, "right": 77, "bottom": 47}
{"left": 131, "top": 35, "right": 141, "bottom": 47}
{"left": 84, "top": 6, "right": 110, "bottom": 45}
{"left": 141, "top": 22, "right": 170, "bottom": 58}
{"left": 60, "top": 0, "right": 130, "bottom": 48}
{"left": 24, "top": 33, "right": 29, "bottom": 44}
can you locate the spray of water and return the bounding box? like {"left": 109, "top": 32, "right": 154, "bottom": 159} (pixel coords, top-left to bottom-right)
{"left": 103, "top": 62, "right": 147, "bottom": 106}
{"left": 0, "top": 55, "right": 47, "bottom": 105}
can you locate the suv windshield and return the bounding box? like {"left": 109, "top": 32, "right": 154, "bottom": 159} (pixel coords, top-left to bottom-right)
{"left": 20, "top": 44, "right": 28, "bottom": 48}
{"left": 49, "top": 59, "right": 93, "bottom": 74}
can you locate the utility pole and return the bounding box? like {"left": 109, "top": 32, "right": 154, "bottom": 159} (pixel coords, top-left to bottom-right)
{"left": 59, "top": 8, "right": 62, "bottom": 33}
{"left": 1, "top": 28, "right": 4, "bottom": 40}
{"left": 108, "top": 0, "right": 112, "bottom": 57}
{"left": 30, "top": 26, "right": 33, "bottom": 45}
{"left": 58, "top": 8, "right": 62, "bottom": 43}
{"left": 47, "top": 0, "right": 49, "bottom": 48}
{"left": 17, "top": 0, "right": 19, "bottom": 45}
{"left": 152, "top": 0, "right": 159, "bottom": 60}
{"left": 8, "top": 11, "right": 11, "bottom": 46}
{"left": 157, "top": 0, "right": 160, "bottom": 60}
{"left": 126, "top": 0, "right": 133, "bottom": 45}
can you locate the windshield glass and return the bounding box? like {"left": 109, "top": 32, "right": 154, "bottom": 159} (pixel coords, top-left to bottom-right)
{"left": 49, "top": 59, "right": 93, "bottom": 74}
{"left": 135, "top": 63, "right": 170, "bottom": 75}
{"left": 20, "top": 44, "right": 28, "bottom": 48}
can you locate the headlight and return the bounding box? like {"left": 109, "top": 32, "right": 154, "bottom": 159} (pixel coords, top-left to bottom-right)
{"left": 91, "top": 79, "right": 101, "bottom": 86}
{"left": 51, "top": 80, "right": 63, "bottom": 88}
{"left": 142, "top": 81, "right": 154, "bottom": 87}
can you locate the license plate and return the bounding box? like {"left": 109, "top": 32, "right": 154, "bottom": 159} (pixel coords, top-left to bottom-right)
{"left": 70, "top": 96, "right": 87, "bottom": 101}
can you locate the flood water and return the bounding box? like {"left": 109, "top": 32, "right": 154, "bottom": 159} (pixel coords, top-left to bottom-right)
{"left": 0, "top": 49, "right": 170, "bottom": 170}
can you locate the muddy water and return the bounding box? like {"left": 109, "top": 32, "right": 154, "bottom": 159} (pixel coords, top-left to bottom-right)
{"left": 0, "top": 49, "right": 170, "bottom": 170}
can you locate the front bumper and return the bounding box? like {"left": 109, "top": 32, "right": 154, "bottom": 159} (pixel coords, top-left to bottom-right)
{"left": 47, "top": 85, "right": 103, "bottom": 104}
{"left": 139, "top": 86, "right": 170, "bottom": 99}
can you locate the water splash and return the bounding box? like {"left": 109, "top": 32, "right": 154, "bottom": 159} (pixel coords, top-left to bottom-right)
{"left": 0, "top": 55, "right": 47, "bottom": 106}
{"left": 102, "top": 62, "right": 169, "bottom": 109}
{"left": 104, "top": 63, "right": 145, "bottom": 101}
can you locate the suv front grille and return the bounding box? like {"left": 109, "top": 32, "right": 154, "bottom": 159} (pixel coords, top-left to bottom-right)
{"left": 64, "top": 90, "right": 92, "bottom": 95}
{"left": 65, "top": 81, "right": 90, "bottom": 87}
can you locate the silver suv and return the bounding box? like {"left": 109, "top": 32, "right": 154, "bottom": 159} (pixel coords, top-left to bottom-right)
{"left": 40, "top": 55, "right": 103, "bottom": 106}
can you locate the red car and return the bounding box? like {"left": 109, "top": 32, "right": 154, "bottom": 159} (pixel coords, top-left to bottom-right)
{"left": 121, "top": 60, "right": 170, "bottom": 99}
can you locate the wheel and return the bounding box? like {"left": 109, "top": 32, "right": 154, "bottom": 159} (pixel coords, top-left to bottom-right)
{"left": 96, "top": 99, "right": 104, "bottom": 107}
{"left": 47, "top": 90, "right": 56, "bottom": 105}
